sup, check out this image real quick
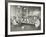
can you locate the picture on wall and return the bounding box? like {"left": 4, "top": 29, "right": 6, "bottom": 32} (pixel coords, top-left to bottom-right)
{"left": 6, "top": 1, "right": 45, "bottom": 36}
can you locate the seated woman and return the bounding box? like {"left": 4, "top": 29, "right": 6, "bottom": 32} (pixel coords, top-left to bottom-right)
{"left": 11, "top": 16, "right": 19, "bottom": 25}
{"left": 34, "top": 16, "right": 40, "bottom": 28}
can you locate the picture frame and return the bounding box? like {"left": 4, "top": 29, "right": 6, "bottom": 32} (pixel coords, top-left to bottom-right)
{"left": 5, "top": 0, "right": 45, "bottom": 37}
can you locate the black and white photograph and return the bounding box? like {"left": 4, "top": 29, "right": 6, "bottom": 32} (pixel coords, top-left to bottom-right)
{"left": 8, "top": 1, "right": 45, "bottom": 35}
{"left": 10, "top": 5, "right": 41, "bottom": 31}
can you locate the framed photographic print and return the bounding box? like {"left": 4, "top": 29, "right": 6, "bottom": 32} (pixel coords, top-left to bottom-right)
{"left": 5, "top": 1, "right": 45, "bottom": 36}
